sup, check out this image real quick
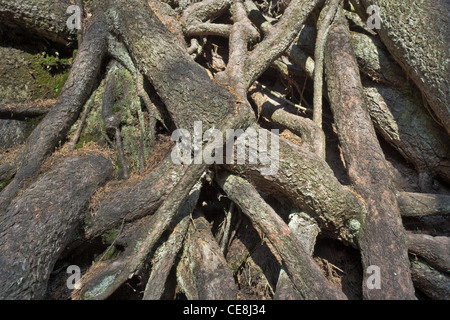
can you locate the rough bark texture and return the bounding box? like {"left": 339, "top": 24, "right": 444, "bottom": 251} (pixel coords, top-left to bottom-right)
{"left": 363, "top": 81, "right": 450, "bottom": 185}
{"left": 407, "top": 233, "right": 450, "bottom": 274}
{"left": 76, "top": 165, "right": 207, "bottom": 300}
{"left": 108, "top": 0, "right": 239, "bottom": 132}
{"left": 361, "top": 0, "right": 450, "bottom": 135}
{"left": 0, "top": 0, "right": 74, "bottom": 46}
{"left": 1, "top": 0, "right": 449, "bottom": 302}
{"left": 143, "top": 177, "right": 202, "bottom": 300}
{"left": 324, "top": 8, "right": 415, "bottom": 299}
{"left": 0, "top": 102, "right": 53, "bottom": 120}
{"left": 143, "top": 215, "right": 190, "bottom": 300}
{"left": 216, "top": 171, "right": 347, "bottom": 300}
{"left": 0, "top": 14, "right": 108, "bottom": 212}
{"left": 350, "top": 30, "right": 450, "bottom": 184}
{"left": 398, "top": 192, "right": 450, "bottom": 217}
{"left": 273, "top": 212, "right": 319, "bottom": 300}
{"left": 410, "top": 259, "right": 450, "bottom": 300}
{"left": 227, "top": 126, "right": 365, "bottom": 243}
{"left": 0, "top": 153, "right": 113, "bottom": 299}
{"left": 250, "top": 90, "right": 325, "bottom": 156}
{"left": 177, "top": 211, "right": 237, "bottom": 300}
{"left": 86, "top": 155, "right": 185, "bottom": 239}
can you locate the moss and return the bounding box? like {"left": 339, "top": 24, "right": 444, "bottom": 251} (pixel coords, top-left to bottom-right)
{"left": 54, "top": 71, "right": 70, "bottom": 96}
{"left": 25, "top": 51, "right": 71, "bottom": 99}
{"left": 229, "top": 261, "right": 240, "bottom": 275}
{"left": 0, "top": 179, "right": 13, "bottom": 192}
{"left": 101, "top": 227, "right": 120, "bottom": 244}
{"left": 76, "top": 131, "right": 99, "bottom": 149}
{"left": 23, "top": 115, "right": 45, "bottom": 139}
{"left": 83, "top": 213, "right": 93, "bottom": 231}
{"left": 68, "top": 87, "right": 107, "bottom": 150}
{"left": 100, "top": 246, "right": 120, "bottom": 261}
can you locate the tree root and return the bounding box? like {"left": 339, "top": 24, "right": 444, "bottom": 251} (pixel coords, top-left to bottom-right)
{"left": 181, "top": 0, "right": 233, "bottom": 38}
{"left": 0, "top": 13, "right": 108, "bottom": 212}
{"left": 143, "top": 215, "right": 191, "bottom": 300}
{"left": 397, "top": 192, "right": 450, "bottom": 218}
{"left": 74, "top": 169, "right": 205, "bottom": 299}
{"left": 0, "top": 152, "right": 113, "bottom": 299}
{"left": 360, "top": 0, "right": 450, "bottom": 135}
{"left": 407, "top": 232, "right": 450, "bottom": 274}
{"left": 410, "top": 259, "right": 450, "bottom": 300}
{"left": 273, "top": 211, "right": 320, "bottom": 300}
{"left": 324, "top": 7, "right": 415, "bottom": 299}
{"left": 227, "top": 126, "right": 366, "bottom": 243}
{"left": 176, "top": 210, "right": 237, "bottom": 299}
{"left": 86, "top": 155, "right": 185, "bottom": 239}
{"left": 245, "top": 0, "right": 322, "bottom": 88}
{"left": 250, "top": 89, "right": 325, "bottom": 156}
{"left": 312, "top": 0, "right": 340, "bottom": 130}
{"left": 216, "top": 171, "right": 347, "bottom": 299}
{"left": 0, "top": 101, "right": 55, "bottom": 120}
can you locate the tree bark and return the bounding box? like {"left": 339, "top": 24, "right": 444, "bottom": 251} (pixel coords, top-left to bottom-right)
{"left": 0, "top": 152, "right": 113, "bottom": 299}
{"left": 0, "top": 13, "right": 108, "bottom": 212}
{"left": 86, "top": 155, "right": 185, "bottom": 239}
{"left": 177, "top": 211, "right": 237, "bottom": 300}
{"left": 360, "top": 0, "right": 450, "bottom": 135}
{"left": 0, "top": 101, "right": 54, "bottom": 120}
{"left": 398, "top": 192, "right": 450, "bottom": 217}
{"left": 0, "top": 0, "right": 74, "bottom": 46}
{"left": 410, "top": 259, "right": 450, "bottom": 300}
{"left": 227, "top": 126, "right": 366, "bottom": 243}
{"left": 273, "top": 212, "right": 319, "bottom": 300}
{"left": 324, "top": 7, "right": 415, "bottom": 299}
{"left": 216, "top": 171, "right": 347, "bottom": 300}
{"left": 407, "top": 233, "right": 450, "bottom": 274}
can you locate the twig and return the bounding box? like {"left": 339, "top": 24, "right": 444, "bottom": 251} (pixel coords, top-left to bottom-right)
{"left": 98, "top": 218, "right": 126, "bottom": 262}
{"left": 68, "top": 98, "right": 93, "bottom": 151}
{"left": 220, "top": 202, "right": 234, "bottom": 254}
{"left": 254, "top": 81, "right": 309, "bottom": 112}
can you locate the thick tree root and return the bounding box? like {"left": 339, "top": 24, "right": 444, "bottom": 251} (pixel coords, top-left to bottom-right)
{"left": 0, "top": 0, "right": 74, "bottom": 46}
{"left": 143, "top": 215, "right": 191, "bottom": 300}
{"left": 312, "top": 0, "right": 340, "bottom": 130}
{"left": 176, "top": 211, "right": 237, "bottom": 299}
{"left": 398, "top": 192, "right": 450, "bottom": 218}
{"left": 0, "top": 152, "right": 113, "bottom": 299}
{"left": 324, "top": 7, "right": 415, "bottom": 299}
{"left": 276, "top": 25, "right": 450, "bottom": 186}
{"left": 0, "top": 14, "right": 108, "bottom": 212}
{"left": 74, "top": 168, "right": 205, "bottom": 299}
{"left": 216, "top": 171, "right": 347, "bottom": 300}
{"left": 86, "top": 155, "right": 185, "bottom": 239}
{"left": 1, "top": 0, "right": 449, "bottom": 301}
{"left": 406, "top": 232, "right": 450, "bottom": 274}
{"left": 360, "top": 0, "right": 450, "bottom": 135}
{"left": 0, "top": 101, "right": 54, "bottom": 120}
{"left": 0, "top": 162, "right": 17, "bottom": 182}
{"left": 227, "top": 126, "right": 366, "bottom": 243}
{"left": 410, "top": 259, "right": 450, "bottom": 300}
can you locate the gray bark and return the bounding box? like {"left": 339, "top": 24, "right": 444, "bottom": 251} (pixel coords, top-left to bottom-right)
{"left": 0, "top": 153, "right": 113, "bottom": 299}
{"left": 361, "top": 0, "right": 450, "bottom": 135}
{"left": 176, "top": 211, "right": 237, "bottom": 300}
